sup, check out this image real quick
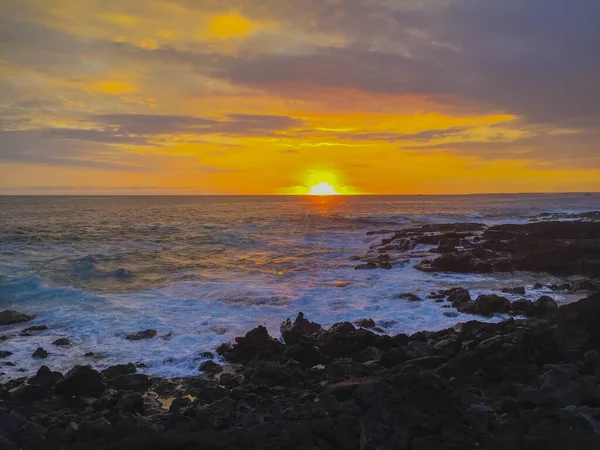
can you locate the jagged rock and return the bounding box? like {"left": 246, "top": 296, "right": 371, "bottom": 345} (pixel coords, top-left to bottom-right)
{"left": 55, "top": 365, "right": 106, "bottom": 397}
{"left": 29, "top": 366, "right": 62, "bottom": 390}
{"left": 0, "top": 310, "right": 34, "bottom": 325}
{"left": 101, "top": 363, "right": 136, "bottom": 380}
{"left": 109, "top": 373, "right": 151, "bottom": 392}
{"left": 32, "top": 347, "right": 48, "bottom": 358}
{"left": 126, "top": 329, "right": 157, "bottom": 340}
{"left": 217, "top": 325, "right": 284, "bottom": 364}
{"left": 199, "top": 360, "right": 223, "bottom": 374}
{"left": 354, "top": 318, "right": 376, "bottom": 329}
{"left": 280, "top": 312, "right": 324, "bottom": 345}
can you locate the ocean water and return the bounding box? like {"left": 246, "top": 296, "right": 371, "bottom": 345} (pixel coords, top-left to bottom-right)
{"left": 1, "top": 193, "right": 599, "bottom": 379}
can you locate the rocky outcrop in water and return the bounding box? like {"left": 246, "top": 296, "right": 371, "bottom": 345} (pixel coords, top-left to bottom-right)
{"left": 3, "top": 294, "right": 600, "bottom": 449}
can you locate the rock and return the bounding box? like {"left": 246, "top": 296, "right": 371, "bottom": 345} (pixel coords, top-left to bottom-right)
{"left": 511, "top": 299, "right": 534, "bottom": 316}
{"left": 101, "top": 363, "right": 136, "bottom": 380}
{"left": 532, "top": 296, "right": 558, "bottom": 319}
{"left": 551, "top": 283, "right": 573, "bottom": 291}
{"left": 52, "top": 337, "right": 71, "bottom": 346}
{"left": 217, "top": 325, "right": 283, "bottom": 364}
{"left": 199, "top": 360, "right": 223, "bottom": 374}
{"left": 280, "top": 312, "right": 324, "bottom": 344}
{"left": 0, "top": 351, "right": 12, "bottom": 358}
{"left": 447, "top": 288, "right": 472, "bottom": 305}
{"left": 328, "top": 322, "right": 356, "bottom": 334}
{"left": 502, "top": 286, "right": 526, "bottom": 295}
{"left": 32, "top": 347, "right": 48, "bottom": 358}
{"left": 29, "top": 366, "right": 62, "bottom": 390}
{"left": 0, "top": 310, "right": 34, "bottom": 325}
{"left": 354, "top": 318, "right": 376, "bottom": 329}
{"left": 117, "top": 391, "right": 145, "bottom": 414}
{"left": 84, "top": 352, "right": 105, "bottom": 360}
{"left": 126, "top": 329, "right": 157, "bottom": 340}
{"left": 200, "top": 351, "right": 214, "bottom": 359}
{"left": 21, "top": 325, "right": 48, "bottom": 332}
{"left": 457, "top": 301, "right": 476, "bottom": 314}
{"left": 399, "top": 293, "right": 422, "bottom": 302}
{"left": 109, "top": 373, "right": 151, "bottom": 392}
{"left": 473, "top": 294, "right": 511, "bottom": 316}
{"left": 533, "top": 283, "right": 544, "bottom": 289}
{"left": 443, "top": 312, "right": 459, "bottom": 318}
{"left": 55, "top": 365, "right": 106, "bottom": 397}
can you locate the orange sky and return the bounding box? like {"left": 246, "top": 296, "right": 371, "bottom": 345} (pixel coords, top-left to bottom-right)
{"left": 1, "top": 0, "right": 599, "bottom": 194}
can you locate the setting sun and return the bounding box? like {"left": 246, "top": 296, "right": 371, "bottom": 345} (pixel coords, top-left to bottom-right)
{"left": 308, "top": 182, "right": 339, "bottom": 196}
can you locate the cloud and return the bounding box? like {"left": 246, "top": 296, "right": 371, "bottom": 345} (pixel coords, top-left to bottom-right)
{"left": 340, "top": 127, "right": 468, "bottom": 143}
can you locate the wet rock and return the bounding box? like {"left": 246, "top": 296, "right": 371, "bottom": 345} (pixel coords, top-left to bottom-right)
{"left": 55, "top": 365, "right": 106, "bottom": 397}
{"left": 533, "top": 283, "right": 544, "bottom": 289}
{"left": 446, "top": 287, "right": 472, "bottom": 305}
{"left": 200, "top": 351, "right": 214, "bottom": 359}
{"left": 511, "top": 299, "right": 534, "bottom": 316}
{"left": 0, "top": 351, "right": 12, "bottom": 359}
{"left": 217, "top": 325, "right": 284, "bottom": 364}
{"left": 444, "top": 312, "right": 459, "bottom": 318}
{"left": 457, "top": 301, "right": 476, "bottom": 314}
{"left": 109, "top": 373, "right": 151, "bottom": 392}
{"left": 0, "top": 310, "right": 34, "bottom": 325}
{"left": 83, "top": 352, "right": 105, "bottom": 360}
{"left": 502, "top": 286, "right": 526, "bottom": 295}
{"left": 21, "top": 325, "right": 48, "bottom": 333}
{"left": 550, "top": 283, "right": 573, "bottom": 291}
{"left": 354, "top": 318, "right": 376, "bottom": 329}
{"left": 28, "top": 366, "right": 62, "bottom": 390}
{"left": 126, "top": 329, "right": 157, "bottom": 340}
{"left": 31, "top": 347, "right": 48, "bottom": 358}
{"left": 532, "top": 296, "right": 558, "bottom": 319}
{"left": 473, "top": 294, "right": 511, "bottom": 316}
{"left": 280, "top": 312, "right": 324, "bottom": 345}
{"left": 399, "top": 293, "right": 422, "bottom": 302}
{"left": 101, "top": 363, "right": 136, "bottom": 380}
{"left": 117, "top": 391, "right": 145, "bottom": 414}
{"left": 52, "top": 337, "right": 71, "bottom": 346}
{"left": 199, "top": 360, "right": 223, "bottom": 374}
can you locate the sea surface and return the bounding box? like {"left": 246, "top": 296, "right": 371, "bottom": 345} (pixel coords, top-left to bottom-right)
{"left": 1, "top": 194, "right": 599, "bottom": 379}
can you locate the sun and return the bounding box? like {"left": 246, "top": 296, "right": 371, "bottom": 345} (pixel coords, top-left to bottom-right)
{"left": 308, "top": 181, "right": 339, "bottom": 196}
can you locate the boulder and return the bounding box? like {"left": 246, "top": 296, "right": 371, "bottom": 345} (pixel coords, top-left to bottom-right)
{"left": 399, "top": 293, "right": 422, "bottom": 302}
{"left": 217, "top": 325, "right": 284, "bottom": 364}
{"left": 354, "top": 318, "right": 376, "bottom": 329}
{"left": 32, "top": 347, "right": 48, "bottom": 358}
{"left": 55, "top": 365, "right": 106, "bottom": 397}
{"left": 126, "top": 329, "right": 157, "bottom": 340}
{"left": 0, "top": 350, "right": 12, "bottom": 359}
{"left": 117, "top": 391, "right": 145, "bottom": 415}
{"left": 52, "top": 338, "right": 71, "bottom": 346}
{"left": 473, "top": 295, "right": 511, "bottom": 316}
{"left": 532, "top": 296, "right": 558, "bottom": 319}
{"left": 280, "top": 312, "right": 324, "bottom": 345}
{"left": 0, "top": 310, "right": 34, "bottom": 326}
{"left": 447, "top": 288, "right": 472, "bottom": 305}
{"left": 21, "top": 325, "right": 48, "bottom": 332}
{"left": 109, "top": 373, "right": 151, "bottom": 392}
{"left": 511, "top": 299, "right": 534, "bottom": 316}
{"left": 101, "top": 363, "right": 136, "bottom": 380}
{"left": 457, "top": 301, "right": 476, "bottom": 314}
{"left": 199, "top": 360, "right": 223, "bottom": 374}
{"left": 28, "top": 366, "right": 63, "bottom": 390}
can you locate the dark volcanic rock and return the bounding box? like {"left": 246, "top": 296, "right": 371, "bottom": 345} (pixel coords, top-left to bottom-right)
{"left": 101, "top": 363, "right": 136, "bottom": 380}
{"left": 0, "top": 310, "right": 34, "bottom": 325}
{"left": 55, "top": 365, "right": 106, "bottom": 397}
{"left": 473, "top": 294, "right": 511, "bottom": 316}
{"left": 0, "top": 351, "right": 12, "bottom": 359}
{"left": 280, "top": 312, "right": 324, "bottom": 345}
{"left": 126, "top": 329, "right": 157, "bottom": 340}
{"left": 533, "top": 296, "right": 559, "bottom": 319}
{"left": 21, "top": 325, "right": 48, "bottom": 332}
{"left": 354, "top": 318, "right": 376, "bottom": 329}
{"left": 399, "top": 293, "right": 422, "bottom": 302}
{"left": 199, "top": 360, "right": 223, "bottom": 374}
{"left": 217, "top": 325, "right": 284, "bottom": 364}
{"left": 31, "top": 347, "right": 49, "bottom": 358}
{"left": 29, "top": 366, "right": 62, "bottom": 390}
{"left": 511, "top": 299, "right": 535, "bottom": 316}
{"left": 52, "top": 337, "right": 71, "bottom": 346}
{"left": 109, "top": 373, "right": 151, "bottom": 392}
{"left": 446, "top": 287, "right": 472, "bottom": 305}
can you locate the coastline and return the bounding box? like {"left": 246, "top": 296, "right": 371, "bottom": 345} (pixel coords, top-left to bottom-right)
{"left": 2, "top": 214, "right": 600, "bottom": 448}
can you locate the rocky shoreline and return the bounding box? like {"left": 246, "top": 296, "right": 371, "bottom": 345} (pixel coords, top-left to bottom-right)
{"left": 2, "top": 215, "right": 600, "bottom": 449}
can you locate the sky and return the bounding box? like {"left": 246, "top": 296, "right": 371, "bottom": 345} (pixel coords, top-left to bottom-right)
{"left": 0, "top": 0, "right": 599, "bottom": 195}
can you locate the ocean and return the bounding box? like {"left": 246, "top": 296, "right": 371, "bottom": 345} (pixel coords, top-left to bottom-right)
{"left": 1, "top": 193, "right": 599, "bottom": 379}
